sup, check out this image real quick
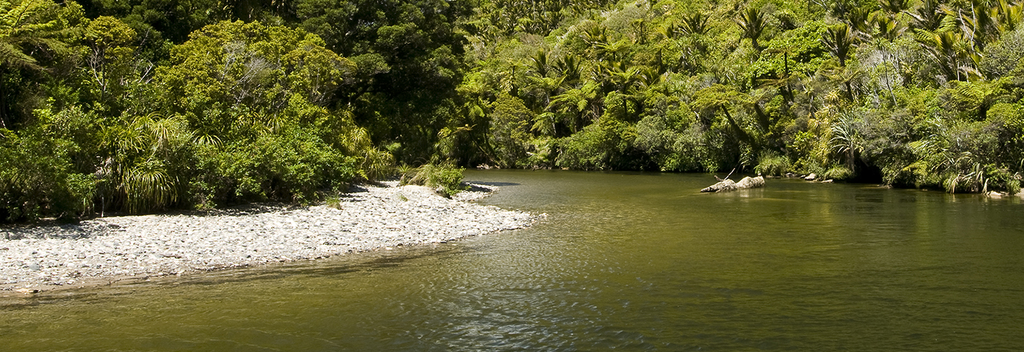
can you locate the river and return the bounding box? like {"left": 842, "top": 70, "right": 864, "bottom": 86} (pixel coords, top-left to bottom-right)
{"left": 2, "top": 170, "right": 1023, "bottom": 350}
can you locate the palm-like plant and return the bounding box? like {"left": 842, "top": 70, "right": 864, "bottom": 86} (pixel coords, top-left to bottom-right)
{"left": 582, "top": 24, "right": 608, "bottom": 47}
{"left": 907, "top": 0, "right": 945, "bottom": 31}
{"left": 915, "top": 30, "right": 972, "bottom": 81}
{"left": 553, "top": 55, "right": 581, "bottom": 84}
{"left": 101, "top": 113, "right": 204, "bottom": 213}
{"left": 547, "top": 82, "right": 600, "bottom": 133}
{"left": 870, "top": 12, "right": 907, "bottom": 42}
{"left": 661, "top": 21, "right": 682, "bottom": 39}
{"left": 525, "top": 74, "right": 565, "bottom": 117}
{"left": 994, "top": 0, "right": 1023, "bottom": 33}
{"left": 822, "top": 23, "right": 855, "bottom": 67}
{"left": 880, "top": 0, "right": 912, "bottom": 15}
{"left": 823, "top": 66, "right": 864, "bottom": 102}
{"left": 681, "top": 12, "right": 711, "bottom": 36}
{"left": 596, "top": 39, "right": 631, "bottom": 62}
{"left": 122, "top": 159, "right": 176, "bottom": 214}
{"left": 845, "top": 7, "right": 873, "bottom": 38}
{"left": 530, "top": 49, "right": 549, "bottom": 78}
{"left": 830, "top": 113, "right": 862, "bottom": 173}
{"left": 736, "top": 7, "right": 768, "bottom": 52}
{"left": 953, "top": 0, "right": 1001, "bottom": 51}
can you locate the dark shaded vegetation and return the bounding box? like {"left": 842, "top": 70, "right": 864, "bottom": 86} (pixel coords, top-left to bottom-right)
{"left": 2, "top": 0, "right": 1024, "bottom": 221}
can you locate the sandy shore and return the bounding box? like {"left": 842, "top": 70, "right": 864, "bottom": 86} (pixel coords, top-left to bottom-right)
{"left": 0, "top": 182, "right": 536, "bottom": 294}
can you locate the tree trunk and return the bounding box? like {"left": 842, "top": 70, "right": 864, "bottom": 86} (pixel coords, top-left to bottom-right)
{"left": 701, "top": 176, "right": 766, "bottom": 192}
{"left": 720, "top": 106, "right": 753, "bottom": 146}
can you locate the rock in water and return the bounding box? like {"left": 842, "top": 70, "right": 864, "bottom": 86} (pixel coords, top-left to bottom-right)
{"left": 701, "top": 176, "right": 766, "bottom": 193}
{"left": 736, "top": 176, "right": 766, "bottom": 189}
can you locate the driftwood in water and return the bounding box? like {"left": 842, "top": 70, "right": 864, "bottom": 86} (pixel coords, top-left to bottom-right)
{"left": 701, "top": 176, "right": 766, "bottom": 192}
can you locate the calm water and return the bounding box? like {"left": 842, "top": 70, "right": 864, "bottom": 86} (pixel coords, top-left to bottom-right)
{"left": 2, "top": 171, "right": 1024, "bottom": 351}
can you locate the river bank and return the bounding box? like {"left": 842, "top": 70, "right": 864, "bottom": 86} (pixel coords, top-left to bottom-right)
{"left": 0, "top": 181, "right": 536, "bottom": 294}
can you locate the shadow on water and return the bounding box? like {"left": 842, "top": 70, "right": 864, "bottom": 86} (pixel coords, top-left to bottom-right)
{"left": 466, "top": 181, "right": 520, "bottom": 187}
{"left": 1, "top": 240, "right": 477, "bottom": 308}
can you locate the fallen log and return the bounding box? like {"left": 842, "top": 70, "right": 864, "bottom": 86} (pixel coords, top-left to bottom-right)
{"left": 701, "top": 176, "right": 766, "bottom": 193}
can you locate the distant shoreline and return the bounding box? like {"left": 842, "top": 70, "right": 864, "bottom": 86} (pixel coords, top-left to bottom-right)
{"left": 0, "top": 182, "right": 536, "bottom": 296}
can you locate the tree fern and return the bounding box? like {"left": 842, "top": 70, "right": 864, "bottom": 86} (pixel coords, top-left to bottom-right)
{"left": 0, "top": 0, "right": 71, "bottom": 70}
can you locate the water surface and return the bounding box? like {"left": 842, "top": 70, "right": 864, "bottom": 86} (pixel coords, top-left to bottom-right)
{"left": 2, "top": 171, "right": 1023, "bottom": 351}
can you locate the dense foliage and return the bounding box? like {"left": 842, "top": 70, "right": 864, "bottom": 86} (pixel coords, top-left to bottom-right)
{"left": 1, "top": 0, "right": 391, "bottom": 221}
{"left": 459, "top": 0, "right": 1024, "bottom": 194}
{"left": 2, "top": 0, "right": 1023, "bottom": 221}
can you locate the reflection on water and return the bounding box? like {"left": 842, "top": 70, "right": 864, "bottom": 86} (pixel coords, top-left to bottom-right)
{"left": 2, "top": 171, "right": 1024, "bottom": 351}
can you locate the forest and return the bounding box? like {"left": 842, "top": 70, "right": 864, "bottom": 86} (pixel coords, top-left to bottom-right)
{"left": 1, "top": 0, "right": 1023, "bottom": 221}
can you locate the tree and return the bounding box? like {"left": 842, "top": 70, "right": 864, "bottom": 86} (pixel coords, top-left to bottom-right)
{"left": 0, "top": 0, "right": 73, "bottom": 70}
{"left": 487, "top": 94, "right": 533, "bottom": 167}
{"left": 980, "top": 25, "right": 1024, "bottom": 78}
{"left": 0, "top": 0, "right": 83, "bottom": 128}
{"left": 907, "top": 0, "right": 944, "bottom": 31}
{"left": 158, "top": 20, "right": 356, "bottom": 135}
{"left": 953, "top": 0, "right": 1001, "bottom": 52}
{"left": 822, "top": 23, "right": 858, "bottom": 99}
{"left": 78, "top": 0, "right": 225, "bottom": 44}
{"left": 693, "top": 84, "right": 754, "bottom": 148}
{"left": 916, "top": 30, "right": 972, "bottom": 82}
{"left": 293, "top": 0, "right": 473, "bottom": 163}
{"left": 151, "top": 20, "right": 385, "bottom": 205}
{"left": 83, "top": 15, "right": 153, "bottom": 114}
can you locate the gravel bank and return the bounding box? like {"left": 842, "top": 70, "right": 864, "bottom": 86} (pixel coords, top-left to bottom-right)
{"left": 0, "top": 182, "right": 535, "bottom": 293}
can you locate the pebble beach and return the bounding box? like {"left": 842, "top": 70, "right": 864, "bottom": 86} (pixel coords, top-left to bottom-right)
{"left": 0, "top": 182, "right": 536, "bottom": 294}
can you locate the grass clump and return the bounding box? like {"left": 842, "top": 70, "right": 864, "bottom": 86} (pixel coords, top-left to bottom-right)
{"left": 754, "top": 151, "right": 791, "bottom": 176}
{"left": 325, "top": 196, "right": 343, "bottom": 209}
{"left": 824, "top": 165, "right": 854, "bottom": 180}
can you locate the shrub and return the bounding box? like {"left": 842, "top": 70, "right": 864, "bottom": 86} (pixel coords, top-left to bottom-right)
{"left": 556, "top": 123, "right": 613, "bottom": 170}
{"left": 224, "top": 127, "right": 355, "bottom": 202}
{"left": 400, "top": 164, "right": 466, "bottom": 197}
{"left": 0, "top": 130, "right": 95, "bottom": 222}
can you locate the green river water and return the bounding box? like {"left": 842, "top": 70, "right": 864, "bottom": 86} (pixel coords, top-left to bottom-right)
{"left": 2, "top": 170, "right": 1024, "bottom": 351}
